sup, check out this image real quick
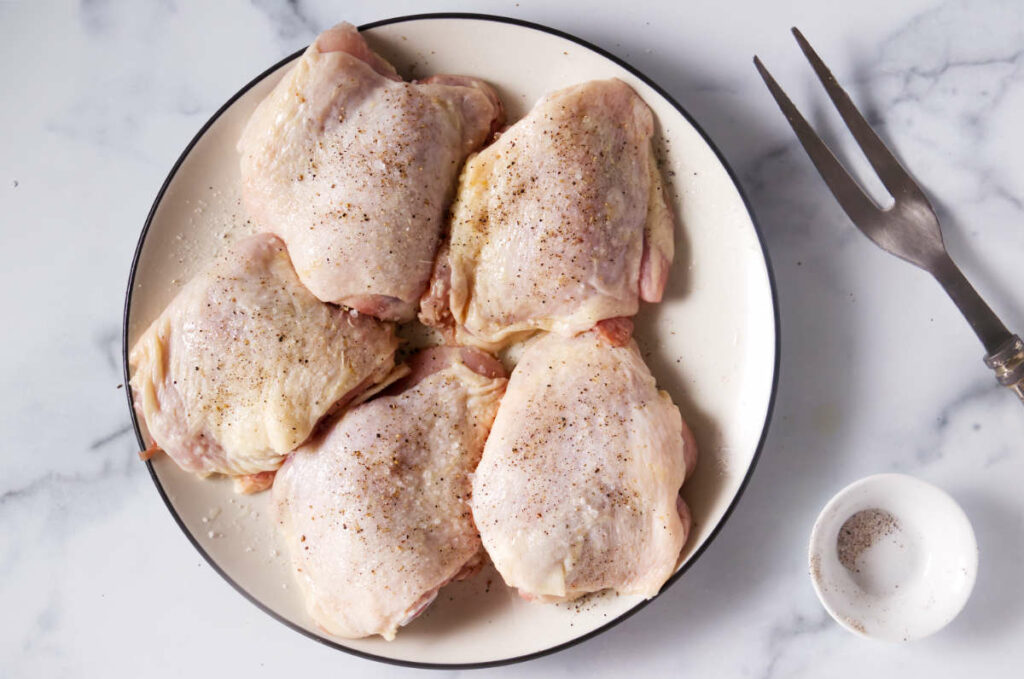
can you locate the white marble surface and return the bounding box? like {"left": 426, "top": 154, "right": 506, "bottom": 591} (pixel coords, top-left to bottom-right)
{"left": 2, "top": 0, "right": 1023, "bottom": 676}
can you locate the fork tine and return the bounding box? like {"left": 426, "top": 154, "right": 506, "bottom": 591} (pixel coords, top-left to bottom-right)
{"left": 790, "top": 27, "right": 920, "bottom": 200}
{"left": 753, "top": 56, "right": 879, "bottom": 226}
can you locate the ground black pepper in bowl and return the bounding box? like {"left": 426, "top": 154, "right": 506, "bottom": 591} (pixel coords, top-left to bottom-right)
{"left": 837, "top": 509, "right": 900, "bottom": 573}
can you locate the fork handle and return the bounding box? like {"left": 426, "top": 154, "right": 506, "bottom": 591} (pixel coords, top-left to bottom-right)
{"left": 932, "top": 255, "right": 1010, "bottom": 353}
{"left": 984, "top": 335, "right": 1024, "bottom": 404}
{"left": 930, "top": 256, "right": 1024, "bottom": 403}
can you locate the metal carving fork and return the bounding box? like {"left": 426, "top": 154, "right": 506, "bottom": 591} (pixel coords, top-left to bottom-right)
{"left": 754, "top": 28, "right": 1024, "bottom": 403}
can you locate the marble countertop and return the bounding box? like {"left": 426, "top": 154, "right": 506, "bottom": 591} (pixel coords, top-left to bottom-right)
{"left": 3, "top": 0, "right": 1023, "bottom": 676}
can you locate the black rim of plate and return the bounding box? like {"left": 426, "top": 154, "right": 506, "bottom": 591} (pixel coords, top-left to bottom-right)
{"left": 122, "top": 12, "right": 781, "bottom": 671}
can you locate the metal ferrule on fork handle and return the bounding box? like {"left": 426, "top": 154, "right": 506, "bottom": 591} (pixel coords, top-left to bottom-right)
{"left": 984, "top": 335, "right": 1024, "bottom": 402}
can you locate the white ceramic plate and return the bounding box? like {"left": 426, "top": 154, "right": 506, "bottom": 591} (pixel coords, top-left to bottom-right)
{"left": 123, "top": 13, "right": 778, "bottom": 669}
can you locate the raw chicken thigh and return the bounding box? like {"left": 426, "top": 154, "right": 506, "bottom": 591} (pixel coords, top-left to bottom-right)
{"left": 272, "top": 347, "right": 507, "bottom": 640}
{"left": 129, "top": 234, "right": 398, "bottom": 478}
{"left": 421, "top": 78, "right": 675, "bottom": 349}
{"left": 239, "top": 22, "right": 504, "bottom": 322}
{"left": 472, "top": 332, "right": 696, "bottom": 602}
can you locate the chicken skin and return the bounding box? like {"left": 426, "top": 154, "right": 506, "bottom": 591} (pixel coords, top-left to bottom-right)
{"left": 272, "top": 347, "right": 507, "bottom": 640}
{"left": 421, "top": 79, "right": 675, "bottom": 349}
{"left": 129, "top": 234, "right": 398, "bottom": 478}
{"left": 471, "top": 332, "right": 696, "bottom": 602}
{"left": 239, "top": 22, "right": 504, "bottom": 322}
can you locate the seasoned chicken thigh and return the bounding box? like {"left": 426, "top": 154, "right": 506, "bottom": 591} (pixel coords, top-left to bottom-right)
{"left": 239, "top": 22, "right": 504, "bottom": 322}
{"left": 272, "top": 347, "right": 507, "bottom": 640}
{"left": 129, "top": 234, "right": 398, "bottom": 478}
{"left": 421, "top": 78, "right": 675, "bottom": 349}
{"left": 472, "top": 332, "right": 695, "bottom": 602}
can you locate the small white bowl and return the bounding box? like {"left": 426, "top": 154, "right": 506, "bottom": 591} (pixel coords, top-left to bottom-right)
{"left": 808, "top": 474, "right": 977, "bottom": 642}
